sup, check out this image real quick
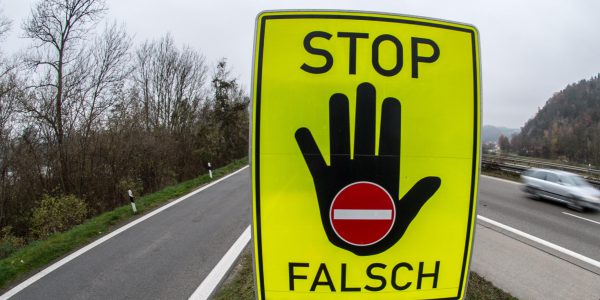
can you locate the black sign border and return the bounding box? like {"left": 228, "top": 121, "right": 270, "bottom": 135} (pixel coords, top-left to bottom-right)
{"left": 253, "top": 12, "right": 480, "bottom": 300}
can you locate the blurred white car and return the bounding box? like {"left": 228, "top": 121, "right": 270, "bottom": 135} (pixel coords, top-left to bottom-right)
{"left": 521, "top": 168, "right": 600, "bottom": 211}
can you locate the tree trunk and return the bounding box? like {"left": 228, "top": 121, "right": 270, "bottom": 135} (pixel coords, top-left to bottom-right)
{"left": 56, "top": 52, "right": 69, "bottom": 193}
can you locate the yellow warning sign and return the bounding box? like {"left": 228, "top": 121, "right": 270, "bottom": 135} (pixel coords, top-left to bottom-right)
{"left": 251, "top": 11, "right": 481, "bottom": 300}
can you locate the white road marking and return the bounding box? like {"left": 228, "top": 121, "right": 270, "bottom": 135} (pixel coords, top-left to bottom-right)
{"left": 477, "top": 215, "right": 600, "bottom": 269}
{"left": 481, "top": 175, "right": 521, "bottom": 185}
{"left": 1, "top": 165, "right": 249, "bottom": 300}
{"left": 333, "top": 209, "right": 392, "bottom": 220}
{"left": 188, "top": 226, "right": 251, "bottom": 300}
{"left": 562, "top": 212, "right": 600, "bottom": 226}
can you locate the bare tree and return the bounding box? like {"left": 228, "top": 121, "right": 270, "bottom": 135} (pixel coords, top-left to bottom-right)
{"left": 498, "top": 134, "right": 510, "bottom": 153}
{"left": 71, "top": 22, "right": 132, "bottom": 194}
{"left": 0, "top": 3, "right": 10, "bottom": 42}
{"left": 81, "top": 22, "right": 131, "bottom": 135}
{"left": 134, "top": 34, "right": 208, "bottom": 132}
{"left": 21, "top": 0, "right": 107, "bottom": 192}
{"left": 0, "top": 1, "right": 13, "bottom": 80}
{"left": 0, "top": 6, "right": 17, "bottom": 226}
{"left": 0, "top": 74, "right": 17, "bottom": 137}
{"left": 1, "top": 0, "right": 250, "bottom": 237}
{"left": 129, "top": 34, "right": 209, "bottom": 183}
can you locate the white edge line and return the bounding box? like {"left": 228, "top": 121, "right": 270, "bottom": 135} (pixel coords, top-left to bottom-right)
{"left": 333, "top": 209, "right": 392, "bottom": 220}
{"left": 189, "top": 225, "right": 251, "bottom": 300}
{"left": 477, "top": 215, "right": 600, "bottom": 269}
{"left": 481, "top": 174, "right": 521, "bottom": 186}
{"left": 562, "top": 212, "right": 600, "bottom": 226}
{"left": 1, "top": 165, "right": 249, "bottom": 300}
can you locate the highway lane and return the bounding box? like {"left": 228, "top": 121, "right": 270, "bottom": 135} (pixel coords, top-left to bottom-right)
{"left": 6, "top": 168, "right": 251, "bottom": 300}
{"left": 477, "top": 175, "right": 600, "bottom": 265}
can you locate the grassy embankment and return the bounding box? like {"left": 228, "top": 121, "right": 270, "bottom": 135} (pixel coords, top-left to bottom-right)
{"left": 0, "top": 158, "right": 247, "bottom": 291}
{"left": 481, "top": 168, "right": 521, "bottom": 181}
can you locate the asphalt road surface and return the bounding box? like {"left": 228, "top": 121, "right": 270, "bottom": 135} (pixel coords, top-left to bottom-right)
{"left": 473, "top": 175, "right": 600, "bottom": 299}
{"left": 478, "top": 175, "right": 600, "bottom": 263}
{"left": 3, "top": 170, "right": 599, "bottom": 299}
{"left": 6, "top": 168, "right": 251, "bottom": 300}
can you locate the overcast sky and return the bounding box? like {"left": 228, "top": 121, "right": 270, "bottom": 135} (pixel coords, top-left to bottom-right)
{"left": 2, "top": 0, "right": 600, "bottom": 128}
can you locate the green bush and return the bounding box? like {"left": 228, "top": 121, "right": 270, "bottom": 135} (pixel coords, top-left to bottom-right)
{"left": 30, "top": 195, "right": 89, "bottom": 239}
{"left": 118, "top": 176, "right": 144, "bottom": 199}
{"left": 0, "top": 226, "right": 25, "bottom": 259}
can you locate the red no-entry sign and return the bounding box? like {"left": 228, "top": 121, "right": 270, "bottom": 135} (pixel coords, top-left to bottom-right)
{"left": 329, "top": 182, "right": 396, "bottom": 246}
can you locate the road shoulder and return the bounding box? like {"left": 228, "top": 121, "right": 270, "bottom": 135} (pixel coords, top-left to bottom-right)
{"left": 472, "top": 223, "right": 600, "bottom": 300}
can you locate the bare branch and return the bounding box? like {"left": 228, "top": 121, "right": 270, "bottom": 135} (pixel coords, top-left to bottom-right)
{"left": 0, "top": 8, "right": 10, "bottom": 42}
{"left": 132, "top": 33, "right": 208, "bottom": 131}
{"left": 20, "top": 0, "right": 109, "bottom": 193}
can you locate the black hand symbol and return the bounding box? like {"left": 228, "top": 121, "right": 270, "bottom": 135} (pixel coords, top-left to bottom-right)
{"left": 295, "top": 82, "right": 441, "bottom": 256}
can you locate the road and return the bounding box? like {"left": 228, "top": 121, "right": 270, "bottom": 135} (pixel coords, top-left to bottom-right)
{"left": 2, "top": 169, "right": 599, "bottom": 299}
{"left": 4, "top": 168, "right": 251, "bottom": 300}
{"left": 473, "top": 175, "right": 600, "bottom": 299}
{"left": 478, "top": 175, "right": 600, "bottom": 263}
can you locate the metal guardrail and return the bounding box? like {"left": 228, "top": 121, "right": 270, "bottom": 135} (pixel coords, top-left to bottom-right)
{"left": 483, "top": 154, "right": 600, "bottom": 175}
{"left": 482, "top": 154, "right": 600, "bottom": 187}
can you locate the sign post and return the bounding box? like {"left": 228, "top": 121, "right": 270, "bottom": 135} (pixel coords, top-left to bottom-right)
{"left": 251, "top": 11, "right": 481, "bottom": 299}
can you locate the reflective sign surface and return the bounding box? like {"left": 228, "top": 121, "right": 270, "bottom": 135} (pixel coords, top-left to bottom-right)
{"left": 251, "top": 11, "right": 481, "bottom": 300}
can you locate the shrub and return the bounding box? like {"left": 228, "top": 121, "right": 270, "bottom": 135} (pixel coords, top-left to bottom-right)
{"left": 0, "top": 226, "right": 25, "bottom": 259}
{"left": 117, "top": 177, "right": 144, "bottom": 200}
{"left": 30, "top": 195, "right": 89, "bottom": 239}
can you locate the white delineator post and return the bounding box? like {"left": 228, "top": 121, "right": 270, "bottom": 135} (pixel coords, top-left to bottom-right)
{"left": 128, "top": 189, "right": 137, "bottom": 213}
{"left": 208, "top": 162, "right": 213, "bottom": 178}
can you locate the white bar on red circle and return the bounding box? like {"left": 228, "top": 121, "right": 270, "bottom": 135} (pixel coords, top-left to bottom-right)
{"left": 333, "top": 209, "right": 392, "bottom": 220}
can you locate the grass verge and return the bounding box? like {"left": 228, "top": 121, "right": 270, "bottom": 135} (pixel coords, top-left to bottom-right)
{"left": 481, "top": 168, "right": 521, "bottom": 182}
{"left": 214, "top": 248, "right": 517, "bottom": 300}
{"left": 213, "top": 248, "right": 255, "bottom": 300}
{"left": 466, "top": 272, "right": 517, "bottom": 299}
{"left": 0, "top": 158, "right": 248, "bottom": 292}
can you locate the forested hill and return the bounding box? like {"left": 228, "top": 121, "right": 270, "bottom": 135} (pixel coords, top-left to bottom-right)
{"left": 482, "top": 125, "right": 519, "bottom": 143}
{"left": 511, "top": 74, "right": 600, "bottom": 165}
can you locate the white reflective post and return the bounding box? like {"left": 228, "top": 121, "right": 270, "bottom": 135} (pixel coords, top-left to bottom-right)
{"left": 128, "top": 189, "right": 137, "bottom": 213}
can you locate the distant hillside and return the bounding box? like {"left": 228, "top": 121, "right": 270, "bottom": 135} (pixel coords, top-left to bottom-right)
{"left": 511, "top": 74, "right": 600, "bottom": 165}
{"left": 482, "top": 125, "right": 519, "bottom": 144}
